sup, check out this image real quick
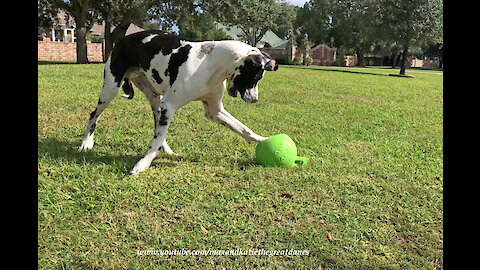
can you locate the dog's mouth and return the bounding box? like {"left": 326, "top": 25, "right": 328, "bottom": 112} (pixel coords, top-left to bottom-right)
{"left": 227, "top": 86, "right": 257, "bottom": 103}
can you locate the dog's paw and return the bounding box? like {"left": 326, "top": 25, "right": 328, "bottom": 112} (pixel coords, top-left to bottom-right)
{"left": 170, "top": 152, "right": 185, "bottom": 161}
{"left": 130, "top": 160, "right": 149, "bottom": 176}
{"left": 79, "top": 138, "right": 94, "bottom": 151}
{"left": 247, "top": 135, "right": 269, "bottom": 144}
{"left": 162, "top": 148, "right": 177, "bottom": 156}
{"left": 257, "top": 136, "right": 269, "bottom": 143}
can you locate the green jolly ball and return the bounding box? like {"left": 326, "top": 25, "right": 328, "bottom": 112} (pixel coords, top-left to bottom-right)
{"left": 255, "top": 134, "right": 308, "bottom": 167}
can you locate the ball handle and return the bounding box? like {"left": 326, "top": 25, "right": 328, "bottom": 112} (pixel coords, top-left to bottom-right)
{"left": 294, "top": 156, "right": 309, "bottom": 166}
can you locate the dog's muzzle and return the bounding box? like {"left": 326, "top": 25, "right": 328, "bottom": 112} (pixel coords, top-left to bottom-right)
{"left": 265, "top": 59, "right": 278, "bottom": 71}
{"left": 242, "top": 89, "right": 258, "bottom": 103}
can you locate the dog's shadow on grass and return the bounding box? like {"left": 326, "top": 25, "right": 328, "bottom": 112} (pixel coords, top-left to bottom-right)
{"left": 38, "top": 138, "right": 257, "bottom": 175}
{"left": 38, "top": 138, "right": 179, "bottom": 176}
{"left": 227, "top": 157, "right": 261, "bottom": 171}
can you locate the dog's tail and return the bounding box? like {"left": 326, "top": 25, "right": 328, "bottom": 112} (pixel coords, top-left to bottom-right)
{"left": 121, "top": 79, "right": 134, "bottom": 99}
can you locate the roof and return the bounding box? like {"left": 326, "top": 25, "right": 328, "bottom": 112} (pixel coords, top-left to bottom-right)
{"left": 52, "top": 11, "right": 144, "bottom": 37}
{"left": 216, "top": 23, "right": 288, "bottom": 49}
{"left": 90, "top": 22, "right": 145, "bottom": 38}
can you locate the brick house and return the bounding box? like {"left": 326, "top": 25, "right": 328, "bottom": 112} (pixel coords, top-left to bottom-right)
{"left": 38, "top": 11, "right": 144, "bottom": 62}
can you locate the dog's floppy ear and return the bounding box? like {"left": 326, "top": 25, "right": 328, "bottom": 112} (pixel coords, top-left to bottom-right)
{"left": 246, "top": 53, "right": 278, "bottom": 71}
{"left": 246, "top": 54, "right": 263, "bottom": 68}
{"left": 260, "top": 51, "right": 278, "bottom": 71}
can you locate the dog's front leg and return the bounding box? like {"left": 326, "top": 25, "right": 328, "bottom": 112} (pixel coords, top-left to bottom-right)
{"left": 130, "top": 103, "right": 176, "bottom": 175}
{"left": 204, "top": 101, "right": 267, "bottom": 143}
{"left": 220, "top": 109, "right": 268, "bottom": 143}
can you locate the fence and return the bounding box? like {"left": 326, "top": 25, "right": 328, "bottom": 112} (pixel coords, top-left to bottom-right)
{"left": 407, "top": 58, "right": 440, "bottom": 68}
{"left": 38, "top": 38, "right": 104, "bottom": 62}
{"left": 311, "top": 44, "right": 336, "bottom": 66}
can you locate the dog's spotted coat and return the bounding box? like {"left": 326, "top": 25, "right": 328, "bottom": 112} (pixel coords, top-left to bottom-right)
{"left": 79, "top": 30, "right": 278, "bottom": 175}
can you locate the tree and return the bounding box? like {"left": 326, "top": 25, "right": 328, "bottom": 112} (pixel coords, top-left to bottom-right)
{"left": 38, "top": 0, "right": 60, "bottom": 38}
{"left": 422, "top": 42, "right": 443, "bottom": 68}
{"left": 94, "top": 0, "right": 153, "bottom": 59}
{"left": 329, "top": 0, "right": 378, "bottom": 67}
{"left": 46, "top": 0, "right": 100, "bottom": 63}
{"left": 160, "top": 0, "right": 228, "bottom": 40}
{"left": 273, "top": 1, "right": 299, "bottom": 40}
{"left": 178, "top": 11, "right": 230, "bottom": 40}
{"left": 295, "top": 0, "right": 331, "bottom": 46}
{"left": 374, "top": 0, "right": 443, "bottom": 75}
{"left": 207, "top": 0, "right": 283, "bottom": 46}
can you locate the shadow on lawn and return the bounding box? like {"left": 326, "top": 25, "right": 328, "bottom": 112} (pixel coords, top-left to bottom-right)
{"left": 38, "top": 138, "right": 190, "bottom": 176}
{"left": 38, "top": 138, "right": 142, "bottom": 175}
{"left": 227, "top": 157, "right": 259, "bottom": 171}
{"left": 38, "top": 138, "right": 257, "bottom": 174}
{"left": 281, "top": 65, "right": 391, "bottom": 77}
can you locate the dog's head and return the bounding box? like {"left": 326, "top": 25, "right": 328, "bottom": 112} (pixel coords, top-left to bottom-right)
{"left": 227, "top": 50, "right": 278, "bottom": 103}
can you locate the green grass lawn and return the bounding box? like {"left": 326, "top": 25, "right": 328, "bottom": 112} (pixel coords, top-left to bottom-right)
{"left": 38, "top": 63, "right": 443, "bottom": 269}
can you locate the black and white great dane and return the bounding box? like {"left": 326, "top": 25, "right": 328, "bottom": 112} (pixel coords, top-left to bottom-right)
{"left": 79, "top": 30, "right": 278, "bottom": 175}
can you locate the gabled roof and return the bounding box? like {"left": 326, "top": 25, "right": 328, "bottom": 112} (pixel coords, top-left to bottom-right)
{"left": 89, "top": 22, "right": 144, "bottom": 38}
{"left": 216, "top": 23, "right": 288, "bottom": 49}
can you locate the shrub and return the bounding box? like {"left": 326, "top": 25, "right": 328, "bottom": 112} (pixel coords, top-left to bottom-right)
{"left": 305, "top": 57, "right": 313, "bottom": 66}
{"left": 293, "top": 57, "right": 302, "bottom": 65}
{"left": 87, "top": 34, "right": 102, "bottom": 43}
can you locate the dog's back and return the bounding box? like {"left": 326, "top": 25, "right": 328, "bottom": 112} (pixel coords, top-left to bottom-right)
{"left": 108, "top": 30, "right": 197, "bottom": 87}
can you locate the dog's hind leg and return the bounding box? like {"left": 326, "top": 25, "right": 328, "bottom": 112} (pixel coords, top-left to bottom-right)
{"left": 79, "top": 58, "right": 120, "bottom": 151}
{"left": 130, "top": 99, "right": 178, "bottom": 175}
{"left": 130, "top": 73, "right": 176, "bottom": 155}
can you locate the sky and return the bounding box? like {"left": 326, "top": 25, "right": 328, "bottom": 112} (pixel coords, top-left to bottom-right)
{"left": 285, "top": 0, "right": 309, "bottom": 7}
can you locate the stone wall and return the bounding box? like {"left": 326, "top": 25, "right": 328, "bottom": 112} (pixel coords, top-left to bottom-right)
{"left": 38, "top": 38, "right": 104, "bottom": 62}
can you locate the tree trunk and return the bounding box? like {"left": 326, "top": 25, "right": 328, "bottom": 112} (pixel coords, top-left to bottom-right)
{"left": 399, "top": 44, "right": 409, "bottom": 76}
{"left": 104, "top": 19, "right": 114, "bottom": 60}
{"left": 336, "top": 46, "right": 346, "bottom": 66}
{"left": 76, "top": 26, "right": 88, "bottom": 64}
{"left": 241, "top": 27, "right": 255, "bottom": 46}
{"left": 252, "top": 28, "right": 258, "bottom": 47}
{"left": 357, "top": 47, "right": 366, "bottom": 67}
{"left": 69, "top": 0, "right": 90, "bottom": 64}
{"left": 255, "top": 28, "right": 267, "bottom": 49}
{"left": 392, "top": 53, "right": 398, "bottom": 68}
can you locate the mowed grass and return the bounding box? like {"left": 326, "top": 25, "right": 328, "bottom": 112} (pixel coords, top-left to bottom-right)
{"left": 38, "top": 63, "right": 443, "bottom": 269}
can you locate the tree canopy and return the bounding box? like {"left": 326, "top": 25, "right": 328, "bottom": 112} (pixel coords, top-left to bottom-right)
{"left": 295, "top": 0, "right": 443, "bottom": 73}
{"left": 39, "top": 0, "right": 443, "bottom": 71}
{"left": 206, "top": 0, "right": 283, "bottom": 46}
